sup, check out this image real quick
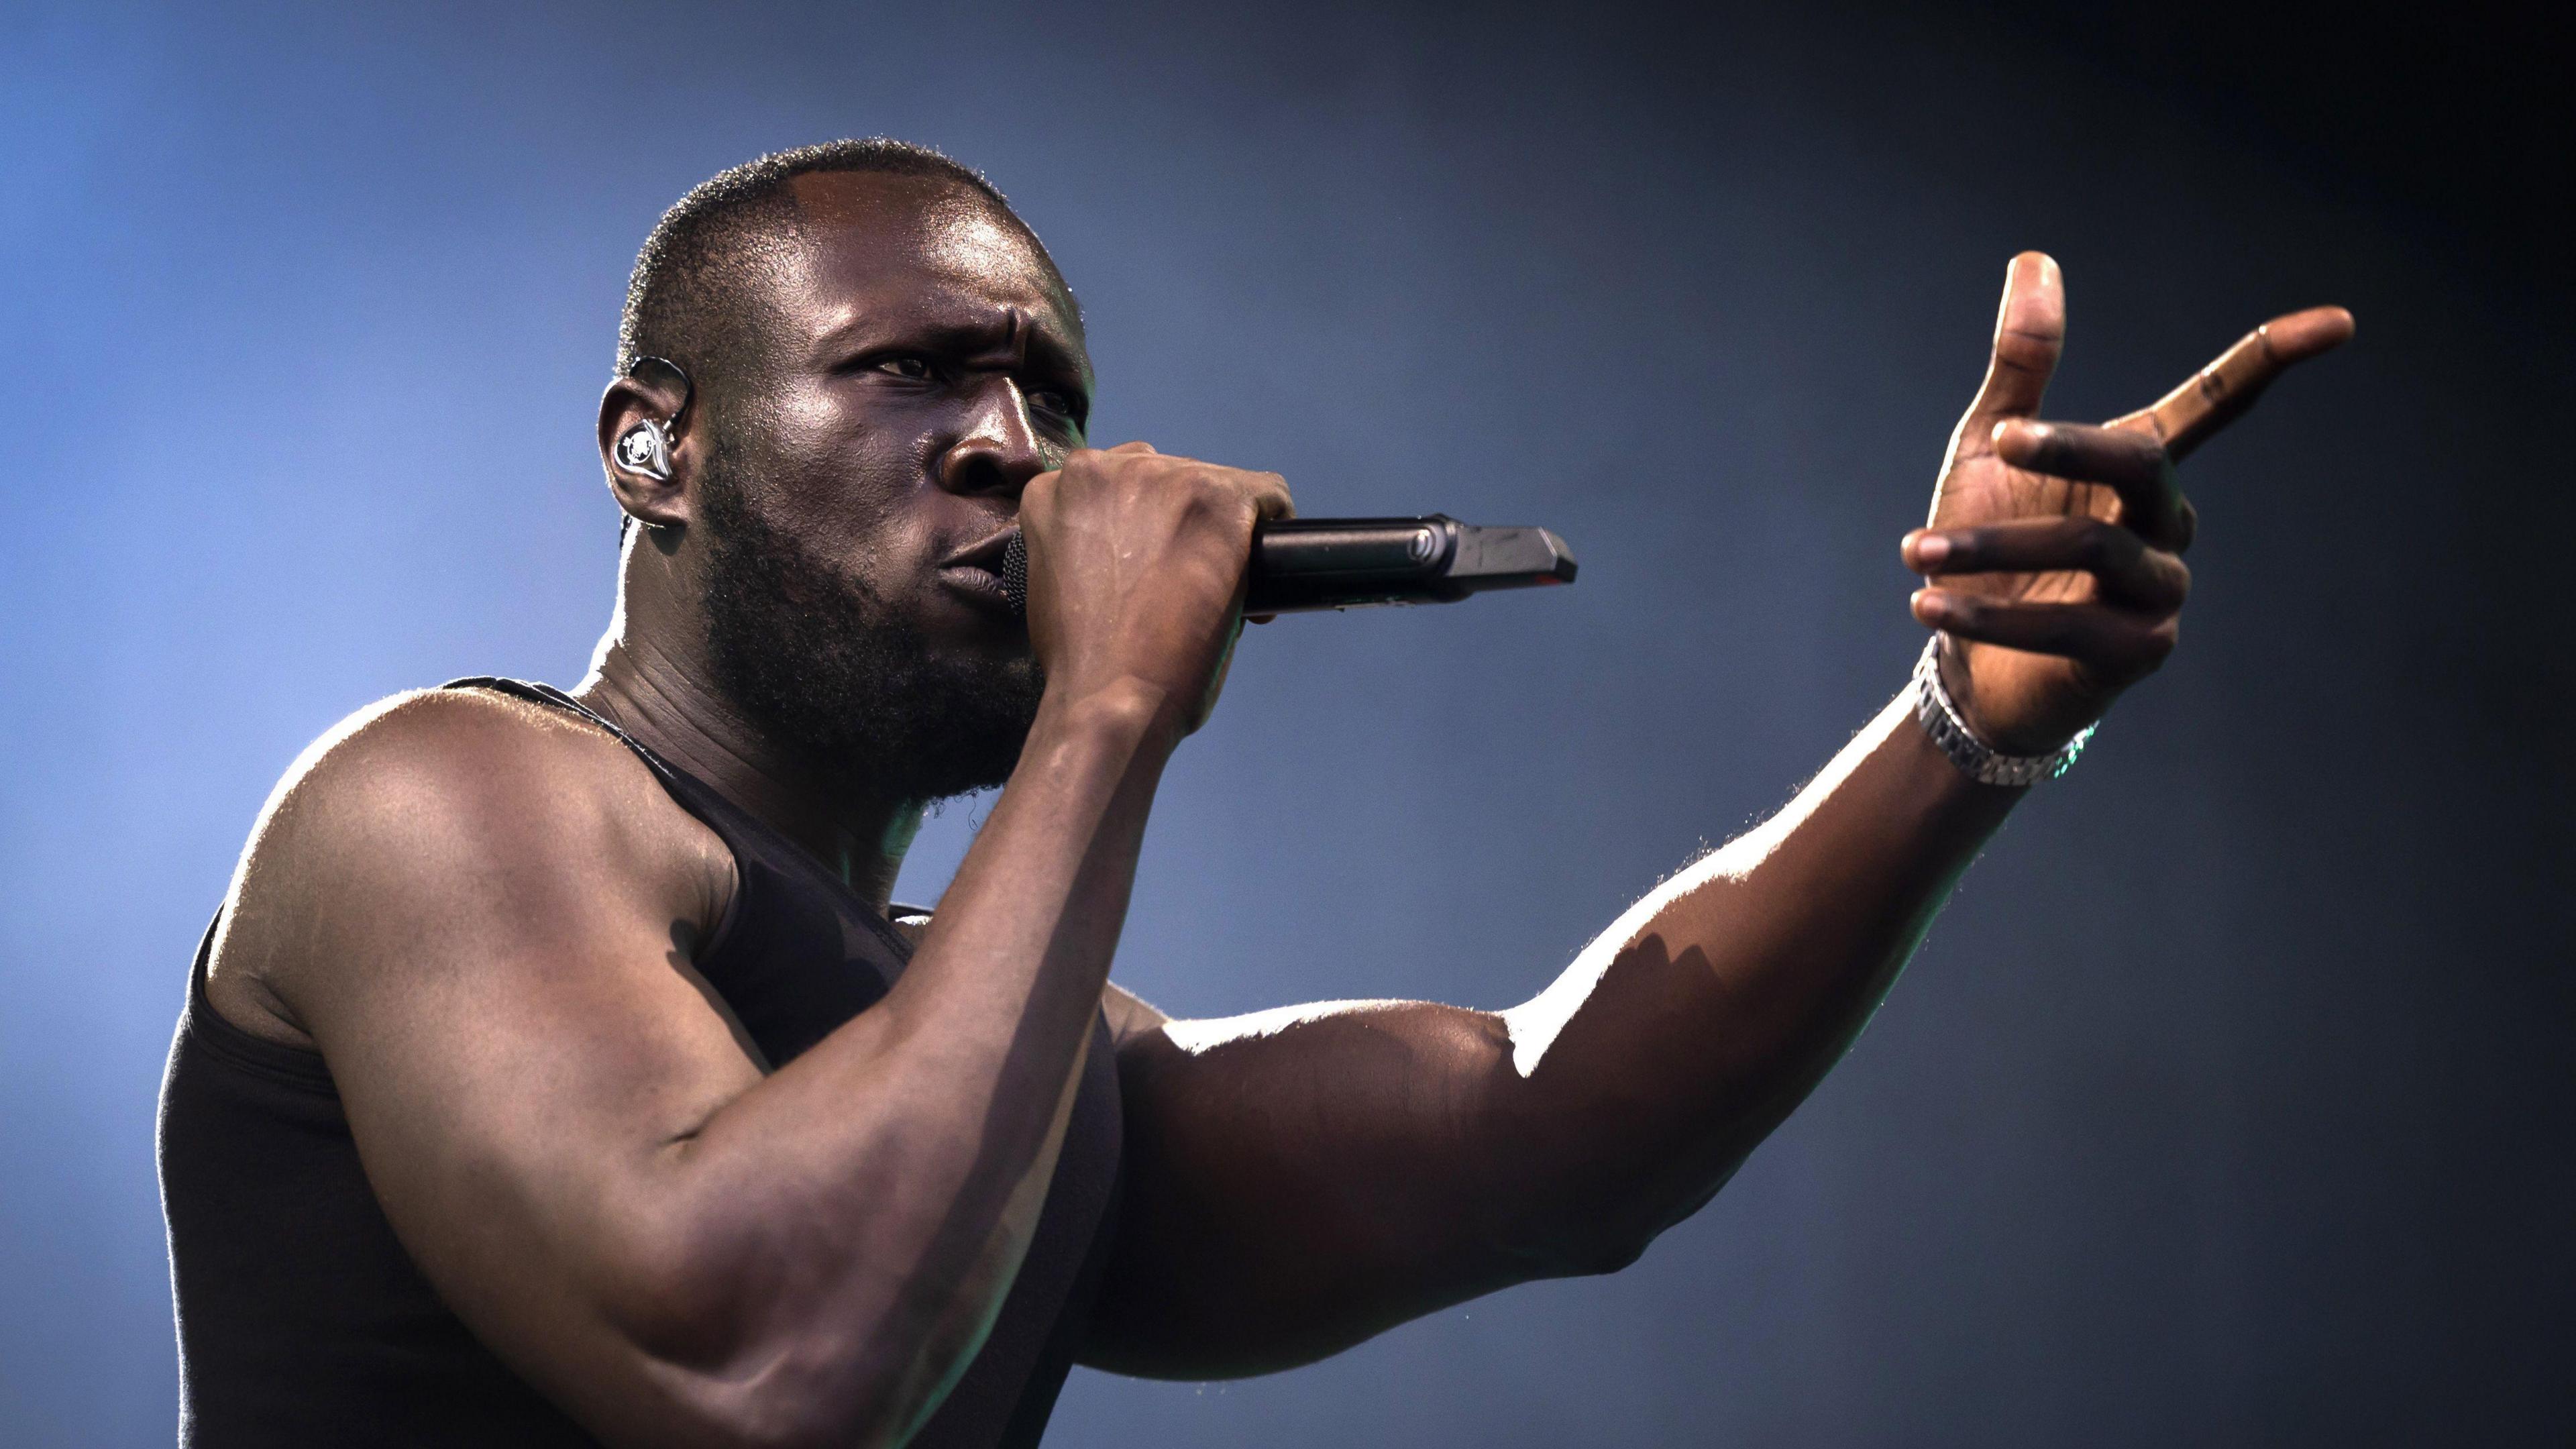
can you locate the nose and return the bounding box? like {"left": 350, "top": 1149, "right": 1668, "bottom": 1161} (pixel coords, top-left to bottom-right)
{"left": 936, "top": 376, "right": 1047, "bottom": 500}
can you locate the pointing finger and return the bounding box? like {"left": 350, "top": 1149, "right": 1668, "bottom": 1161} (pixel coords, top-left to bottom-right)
{"left": 2114, "top": 305, "right": 2354, "bottom": 463}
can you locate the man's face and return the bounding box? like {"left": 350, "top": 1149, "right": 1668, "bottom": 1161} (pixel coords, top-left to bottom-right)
{"left": 690, "top": 172, "right": 1092, "bottom": 803}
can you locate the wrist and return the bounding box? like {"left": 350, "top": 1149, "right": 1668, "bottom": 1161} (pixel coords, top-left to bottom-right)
{"left": 1931, "top": 635, "right": 2026, "bottom": 751}
{"left": 1934, "top": 633, "right": 2094, "bottom": 755}
{"left": 1032, "top": 675, "right": 1185, "bottom": 763}
{"left": 1911, "top": 636, "right": 2094, "bottom": 787}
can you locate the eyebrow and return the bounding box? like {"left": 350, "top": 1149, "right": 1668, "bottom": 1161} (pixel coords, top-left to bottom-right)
{"left": 813, "top": 306, "right": 1090, "bottom": 390}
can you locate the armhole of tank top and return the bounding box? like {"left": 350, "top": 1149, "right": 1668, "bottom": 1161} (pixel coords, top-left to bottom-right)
{"left": 185, "top": 912, "right": 339, "bottom": 1091}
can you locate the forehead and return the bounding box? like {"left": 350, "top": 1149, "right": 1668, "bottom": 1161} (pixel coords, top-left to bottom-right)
{"left": 766, "top": 171, "right": 1083, "bottom": 360}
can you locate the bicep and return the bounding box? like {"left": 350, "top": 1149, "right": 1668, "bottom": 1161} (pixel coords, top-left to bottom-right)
{"left": 1083, "top": 996, "right": 1529, "bottom": 1378}
{"left": 318, "top": 889, "right": 760, "bottom": 1368}
{"left": 249, "top": 704, "right": 763, "bottom": 1421}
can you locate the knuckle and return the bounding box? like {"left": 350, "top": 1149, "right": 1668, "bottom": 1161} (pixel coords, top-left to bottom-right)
{"left": 2133, "top": 555, "right": 2186, "bottom": 608}
{"left": 1176, "top": 478, "right": 1225, "bottom": 515}
{"left": 1059, "top": 451, "right": 1116, "bottom": 493}
{"left": 1991, "top": 332, "right": 2057, "bottom": 376}
{"left": 1929, "top": 597, "right": 1981, "bottom": 637}
{"left": 1180, "top": 474, "right": 1250, "bottom": 525}
{"left": 2074, "top": 519, "right": 2118, "bottom": 568}
{"left": 2133, "top": 621, "right": 2180, "bottom": 668}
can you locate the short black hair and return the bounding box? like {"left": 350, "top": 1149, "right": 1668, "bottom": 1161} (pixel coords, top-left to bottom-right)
{"left": 614, "top": 138, "right": 1062, "bottom": 384}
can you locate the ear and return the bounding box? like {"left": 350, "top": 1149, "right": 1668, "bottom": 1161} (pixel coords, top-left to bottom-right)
{"left": 598, "top": 371, "right": 695, "bottom": 530}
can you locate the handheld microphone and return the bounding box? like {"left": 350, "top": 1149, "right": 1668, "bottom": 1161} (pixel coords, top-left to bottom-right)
{"left": 998, "top": 515, "right": 1578, "bottom": 616}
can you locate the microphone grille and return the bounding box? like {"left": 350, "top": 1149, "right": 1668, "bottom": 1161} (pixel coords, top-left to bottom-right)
{"left": 1000, "top": 531, "right": 1028, "bottom": 616}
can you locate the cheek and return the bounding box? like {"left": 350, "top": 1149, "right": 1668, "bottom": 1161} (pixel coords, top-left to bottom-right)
{"left": 777, "top": 500, "right": 937, "bottom": 610}
{"left": 748, "top": 394, "right": 934, "bottom": 542}
{"left": 727, "top": 382, "right": 991, "bottom": 604}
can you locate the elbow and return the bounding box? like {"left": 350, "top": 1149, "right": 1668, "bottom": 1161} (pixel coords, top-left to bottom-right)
{"left": 641, "top": 1338, "right": 925, "bottom": 1449}
{"left": 1562, "top": 1228, "right": 1656, "bottom": 1278}
{"left": 1481, "top": 1148, "right": 1733, "bottom": 1282}
{"left": 1521, "top": 1159, "right": 1747, "bottom": 1280}
{"left": 698, "top": 1397, "right": 893, "bottom": 1449}
{"left": 551, "top": 1177, "right": 977, "bottom": 1448}
{"left": 1478, "top": 1085, "right": 1754, "bottom": 1283}
{"left": 1477, "top": 1182, "right": 1665, "bottom": 1280}
{"left": 1509, "top": 1217, "right": 1659, "bottom": 1280}
{"left": 600, "top": 1262, "right": 933, "bottom": 1449}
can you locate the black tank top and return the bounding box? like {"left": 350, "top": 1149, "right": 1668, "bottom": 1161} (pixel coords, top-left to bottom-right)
{"left": 158, "top": 679, "right": 1124, "bottom": 1446}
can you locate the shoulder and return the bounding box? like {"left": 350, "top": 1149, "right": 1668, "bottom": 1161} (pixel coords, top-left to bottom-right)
{"left": 246, "top": 685, "right": 664, "bottom": 879}
{"left": 205, "top": 686, "right": 729, "bottom": 1044}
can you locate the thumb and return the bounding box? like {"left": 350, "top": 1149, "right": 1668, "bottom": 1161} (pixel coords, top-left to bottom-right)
{"left": 1957, "top": 252, "right": 2065, "bottom": 433}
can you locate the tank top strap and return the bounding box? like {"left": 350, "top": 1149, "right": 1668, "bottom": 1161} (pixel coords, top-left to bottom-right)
{"left": 442, "top": 676, "right": 686, "bottom": 785}
{"left": 442, "top": 677, "right": 938, "bottom": 924}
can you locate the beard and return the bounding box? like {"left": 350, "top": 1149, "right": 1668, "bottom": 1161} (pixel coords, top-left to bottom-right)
{"left": 696, "top": 449, "right": 1044, "bottom": 804}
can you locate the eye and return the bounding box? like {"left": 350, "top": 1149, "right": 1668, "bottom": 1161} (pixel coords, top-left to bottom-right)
{"left": 873, "top": 356, "right": 934, "bottom": 381}
{"left": 1025, "top": 387, "right": 1077, "bottom": 419}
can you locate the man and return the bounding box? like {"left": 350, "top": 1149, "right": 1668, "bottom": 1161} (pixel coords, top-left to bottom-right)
{"left": 158, "top": 139, "right": 2349, "bottom": 1447}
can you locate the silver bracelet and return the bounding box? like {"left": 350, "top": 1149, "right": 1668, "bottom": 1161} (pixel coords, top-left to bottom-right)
{"left": 1910, "top": 637, "right": 2095, "bottom": 787}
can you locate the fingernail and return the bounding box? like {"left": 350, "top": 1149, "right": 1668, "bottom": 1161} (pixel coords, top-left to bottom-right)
{"left": 1912, "top": 588, "right": 1949, "bottom": 622}
{"left": 1913, "top": 534, "right": 1950, "bottom": 566}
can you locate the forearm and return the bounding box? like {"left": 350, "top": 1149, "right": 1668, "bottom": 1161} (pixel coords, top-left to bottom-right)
{"left": 1488, "top": 688, "right": 2017, "bottom": 1261}
{"left": 619, "top": 680, "right": 1174, "bottom": 1438}
{"left": 1090, "top": 691, "right": 2015, "bottom": 1374}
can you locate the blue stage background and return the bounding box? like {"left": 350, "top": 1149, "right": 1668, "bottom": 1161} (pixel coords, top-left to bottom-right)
{"left": 3, "top": 3, "right": 2566, "bottom": 1444}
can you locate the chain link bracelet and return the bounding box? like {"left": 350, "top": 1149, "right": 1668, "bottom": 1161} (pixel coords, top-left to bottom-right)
{"left": 1909, "top": 636, "right": 2096, "bottom": 787}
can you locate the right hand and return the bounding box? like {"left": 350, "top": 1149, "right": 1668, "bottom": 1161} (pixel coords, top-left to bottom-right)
{"left": 1018, "top": 441, "right": 1293, "bottom": 740}
{"left": 1902, "top": 254, "right": 2351, "bottom": 755}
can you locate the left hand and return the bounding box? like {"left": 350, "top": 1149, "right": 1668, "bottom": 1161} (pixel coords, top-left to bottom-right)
{"left": 1902, "top": 252, "right": 2353, "bottom": 755}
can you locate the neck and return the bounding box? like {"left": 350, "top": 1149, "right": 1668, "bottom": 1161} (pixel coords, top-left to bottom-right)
{"left": 576, "top": 630, "right": 924, "bottom": 913}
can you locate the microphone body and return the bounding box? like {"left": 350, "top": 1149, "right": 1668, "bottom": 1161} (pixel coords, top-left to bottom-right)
{"left": 999, "top": 515, "right": 1576, "bottom": 616}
